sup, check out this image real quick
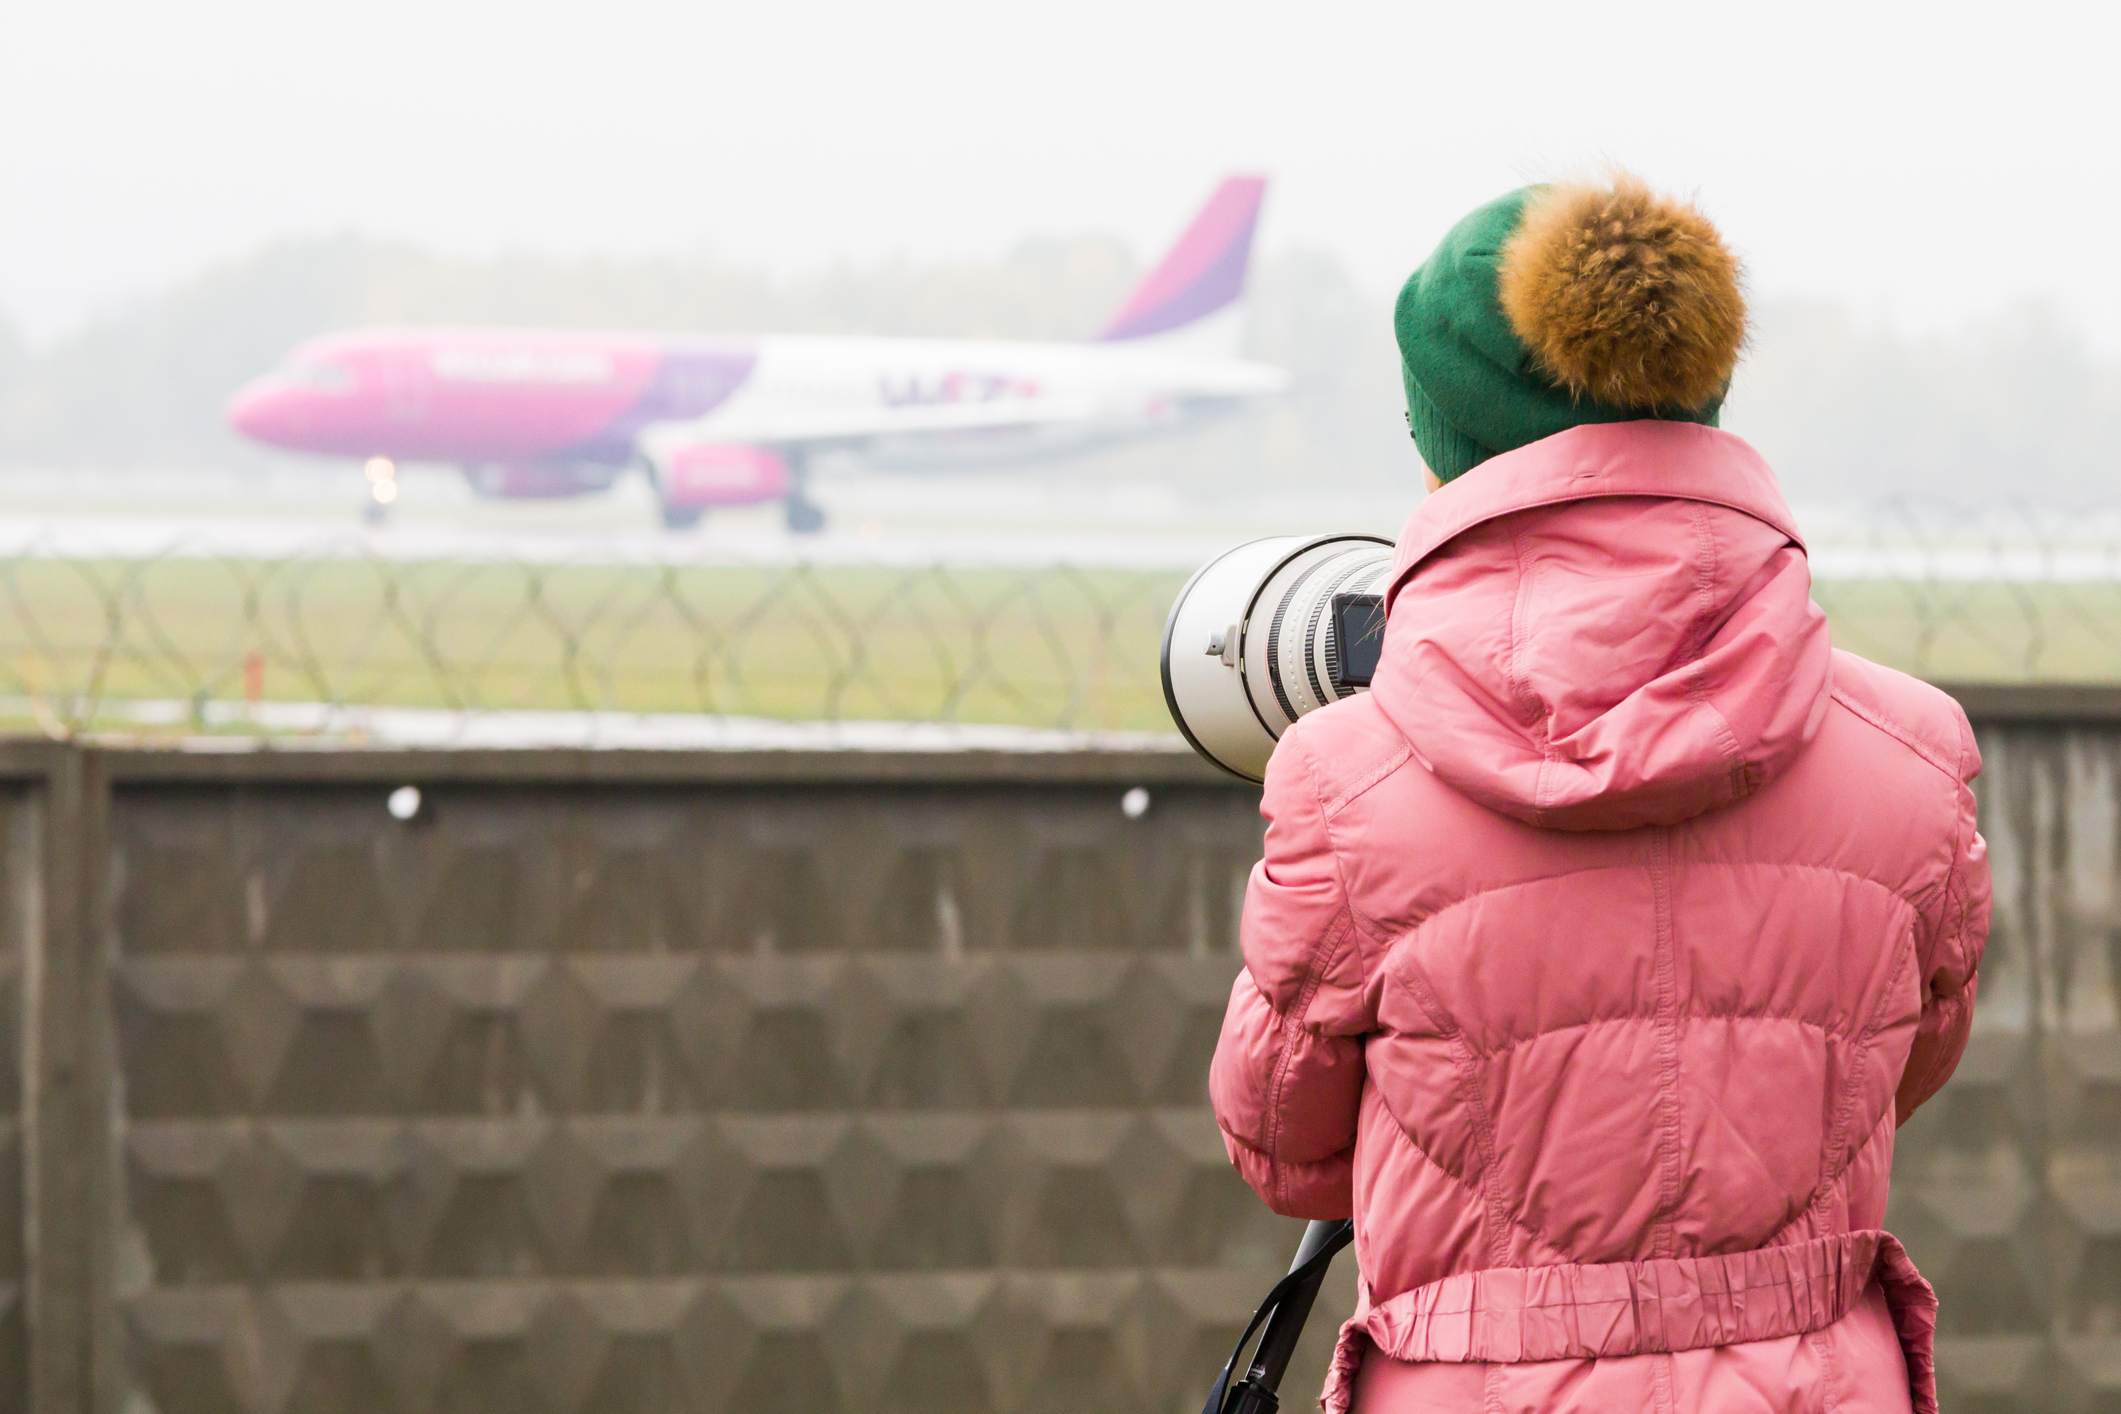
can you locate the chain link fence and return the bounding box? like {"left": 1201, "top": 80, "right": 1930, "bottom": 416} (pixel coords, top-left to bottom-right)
{"left": 0, "top": 534, "right": 1186, "bottom": 739}
{"left": 3, "top": 499, "right": 2120, "bottom": 740}
{"left": 1803, "top": 498, "right": 2121, "bottom": 687}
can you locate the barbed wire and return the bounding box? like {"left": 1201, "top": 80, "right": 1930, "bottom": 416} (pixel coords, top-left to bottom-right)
{"left": 2, "top": 500, "right": 2119, "bottom": 740}
{"left": 1800, "top": 496, "right": 2121, "bottom": 688}
{"left": 0, "top": 536, "right": 1188, "bottom": 737}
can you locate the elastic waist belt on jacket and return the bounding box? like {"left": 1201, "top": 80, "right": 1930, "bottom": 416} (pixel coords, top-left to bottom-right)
{"left": 1321, "top": 1230, "right": 1938, "bottom": 1414}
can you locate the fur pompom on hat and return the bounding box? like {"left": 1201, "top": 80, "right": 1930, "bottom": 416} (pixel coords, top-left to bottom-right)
{"left": 1500, "top": 178, "right": 1746, "bottom": 411}
{"left": 1395, "top": 176, "right": 1747, "bottom": 484}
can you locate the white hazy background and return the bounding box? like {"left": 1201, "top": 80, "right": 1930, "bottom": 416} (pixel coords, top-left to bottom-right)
{"left": 5, "top": 0, "right": 2111, "bottom": 340}
{"left": 1, "top": 0, "right": 2117, "bottom": 514}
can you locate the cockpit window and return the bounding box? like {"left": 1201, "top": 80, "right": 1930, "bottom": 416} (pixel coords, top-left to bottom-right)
{"left": 280, "top": 362, "right": 352, "bottom": 391}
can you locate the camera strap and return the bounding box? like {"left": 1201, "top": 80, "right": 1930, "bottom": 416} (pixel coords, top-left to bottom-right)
{"left": 1201, "top": 1219, "right": 1355, "bottom": 1414}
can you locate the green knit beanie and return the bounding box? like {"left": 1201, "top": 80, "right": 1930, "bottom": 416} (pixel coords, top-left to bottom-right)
{"left": 1395, "top": 185, "right": 1740, "bottom": 483}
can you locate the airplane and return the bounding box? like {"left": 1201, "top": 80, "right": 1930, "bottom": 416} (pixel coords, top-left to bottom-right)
{"left": 225, "top": 176, "right": 1288, "bottom": 531}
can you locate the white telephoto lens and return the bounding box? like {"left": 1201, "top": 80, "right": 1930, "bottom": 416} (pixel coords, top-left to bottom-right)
{"left": 1161, "top": 534, "right": 1395, "bottom": 782}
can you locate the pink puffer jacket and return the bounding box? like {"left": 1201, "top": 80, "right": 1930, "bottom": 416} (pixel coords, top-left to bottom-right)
{"left": 1209, "top": 422, "right": 1990, "bottom": 1414}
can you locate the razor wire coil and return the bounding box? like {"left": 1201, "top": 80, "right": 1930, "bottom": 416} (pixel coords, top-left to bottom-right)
{"left": 2, "top": 496, "right": 2120, "bottom": 740}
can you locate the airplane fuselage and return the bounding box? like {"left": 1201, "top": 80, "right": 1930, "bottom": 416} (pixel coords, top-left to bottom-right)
{"left": 228, "top": 327, "right": 1286, "bottom": 490}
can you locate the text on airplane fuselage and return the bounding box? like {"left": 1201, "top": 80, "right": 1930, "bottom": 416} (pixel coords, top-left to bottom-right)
{"left": 877, "top": 372, "right": 1041, "bottom": 407}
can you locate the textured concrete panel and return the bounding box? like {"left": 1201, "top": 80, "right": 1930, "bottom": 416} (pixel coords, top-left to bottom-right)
{"left": 107, "top": 779, "right": 1321, "bottom": 1414}
{"left": 1884, "top": 728, "right": 2121, "bottom": 1414}
{"left": 79, "top": 730, "right": 2121, "bottom": 1414}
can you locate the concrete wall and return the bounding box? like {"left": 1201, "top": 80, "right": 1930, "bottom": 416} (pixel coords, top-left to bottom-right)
{"left": 1888, "top": 692, "right": 2121, "bottom": 1414}
{"left": 0, "top": 692, "right": 2107, "bottom": 1413}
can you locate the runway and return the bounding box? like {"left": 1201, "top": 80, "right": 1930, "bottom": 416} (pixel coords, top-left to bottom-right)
{"left": 0, "top": 460, "right": 1404, "bottom": 568}
{"left": 1, "top": 460, "right": 2116, "bottom": 580}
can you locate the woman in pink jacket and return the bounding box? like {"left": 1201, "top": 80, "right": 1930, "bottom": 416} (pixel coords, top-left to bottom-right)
{"left": 1209, "top": 177, "right": 1990, "bottom": 1414}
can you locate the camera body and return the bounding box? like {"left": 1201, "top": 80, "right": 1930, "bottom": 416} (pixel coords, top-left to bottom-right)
{"left": 1161, "top": 534, "right": 1394, "bottom": 782}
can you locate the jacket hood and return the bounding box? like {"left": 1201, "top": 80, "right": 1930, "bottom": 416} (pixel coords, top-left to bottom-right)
{"left": 1373, "top": 421, "right": 1831, "bottom": 831}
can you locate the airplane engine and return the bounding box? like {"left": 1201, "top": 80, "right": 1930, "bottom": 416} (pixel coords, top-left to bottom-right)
{"left": 648, "top": 442, "right": 789, "bottom": 528}
{"left": 462, "top": 462, "right": 624, "bottom": 499}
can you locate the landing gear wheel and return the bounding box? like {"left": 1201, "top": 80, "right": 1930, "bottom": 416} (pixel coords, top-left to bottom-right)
{"left": 659, "top": 502, "right": 704, "bottom": 530}
{"left": 784, "top": 497, "right": 826, "bottom": 535}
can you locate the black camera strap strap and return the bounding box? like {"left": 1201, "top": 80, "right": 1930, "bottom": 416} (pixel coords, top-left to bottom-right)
{"left": 1202, "top": 1219, "right": 1355, "bottom": 1414}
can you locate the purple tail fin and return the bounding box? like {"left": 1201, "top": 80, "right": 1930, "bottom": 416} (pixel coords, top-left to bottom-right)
{"left": 1099, "top": 176, "right": 1267, "bottom": 342}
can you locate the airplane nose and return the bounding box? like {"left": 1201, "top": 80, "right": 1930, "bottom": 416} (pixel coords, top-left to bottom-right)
{"left": 226, "top": 379, "right": 299, "bottom": 445}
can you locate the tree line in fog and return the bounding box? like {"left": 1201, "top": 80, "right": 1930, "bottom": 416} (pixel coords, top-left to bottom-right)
{"left": 0, "top": 236, "right": 2116, "bottom": 504}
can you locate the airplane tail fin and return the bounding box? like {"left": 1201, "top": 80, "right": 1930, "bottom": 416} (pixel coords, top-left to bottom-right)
{"left": 1098, "top": 175, "right": 1266, "bottom": 356}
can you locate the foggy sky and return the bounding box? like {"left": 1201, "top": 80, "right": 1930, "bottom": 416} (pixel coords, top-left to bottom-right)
{"left": 4, "top": 0, "right": 2115, "bottom": 346}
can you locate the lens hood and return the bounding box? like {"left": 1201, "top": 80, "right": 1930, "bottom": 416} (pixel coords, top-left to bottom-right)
{"left": 1161, "top": 533, "right": 1393, "bottom": 782}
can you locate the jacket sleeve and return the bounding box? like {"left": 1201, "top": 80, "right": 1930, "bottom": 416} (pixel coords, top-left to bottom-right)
{"left": 1208, "top": 729, "right": 1375, "bottom": 1219}
{"left": 1897, "top": 712, "right": 1991, "bottom": 1125}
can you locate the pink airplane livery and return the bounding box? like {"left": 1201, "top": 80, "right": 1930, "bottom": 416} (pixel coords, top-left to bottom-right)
{"left": 226, "top": 177, "right": 1285, "bottom": 530}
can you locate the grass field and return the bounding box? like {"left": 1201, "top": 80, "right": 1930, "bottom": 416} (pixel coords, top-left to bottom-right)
{"left": 0, "top": 553, "right": 2115, "bottom": 736}
{"left": 1810, "top": 576, "right": 2121, "bottom": 685}
{"left": 0, "top": 555, "right": 1187, "bottom": 732}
